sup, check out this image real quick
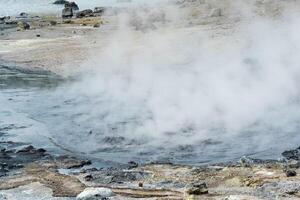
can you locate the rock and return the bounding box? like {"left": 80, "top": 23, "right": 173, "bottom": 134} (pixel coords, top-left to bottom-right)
{"left": 94, "top": 7, "right": 105, "bottom": 16}
{"left": 49, "top": 20, "right": 57, "bottom": 26}
{"left": 282, "top": 148, "right": 300, "bottom": 160}
{"left": 36, "top": 34, "right": 41, "bottom": 37}
{"left": 93, "top": 23, "right": 100, "bottom": 28}
{"left": 84, "top": 174, "right": 93, "bottom": 181}
{"left": 0, "top": 193, "right": 7, "bottom": 199}
{"left": 285, "top": 170, "right": 297, "bottom": 177}
{"left": 53, "top": 0, "right": 69, "bottom": 4}
{"left": 17, "top": 145, "right": 46, "bottom": 154}
{"left": 65, "top": 2, "right": 79, "bottom": 11}
{"left": 76, "top": 187, "right": 114, "bottom": 200}
{"left": 185, "top": 182, "right": 208, "bottom": 195}
{"left": 138, "top": 182, "right": 143, "bottom": 187}
{"left": 288, "top": 160, "right": 300, "bottom": 168}
{"left": 55, "top": 155, "right": 92, "bottom": 169}
{"left": 239, "top": 156, "right": 253, "bottom": 167}
{"left": 0, "top": 16, "right": 9, "bottom": 24}
{"left": 17, "top": 21, "right": 30, "bottom": 30}
{"left": 209, "top": 8, "right": 222, "bottom": 17}
{"left": 62, "top": 7, "right": 73, "bottom": 18}
{"left": 63, "top": 19, "right": 73, "bottom": 24}
{"left": 17, "top": 12, "right": 29, "bottom": 18}
{"left": 76, "top": 9, "right": 93, "bottom": 18}
{"left": 127, "top": 161, "right": 138, "bottom": 169}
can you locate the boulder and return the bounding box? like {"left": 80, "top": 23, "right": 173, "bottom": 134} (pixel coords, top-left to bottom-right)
{"left": 76, "top": 188, "right": 114, "bottom": 200}
{"left": 62, "top": 7, "right": 73, "bottom": 18}
{"left": 65, "top": 2, "right": 79, "bottom": 11}
{"left": 17, "top": 21, "right": 30, "bottom": 30}
{"left": 53, "top": 0, "right": 69, "bottom": 4}
{"left": 185, "top": 182, "right": 208, "bottom": 195}
{"left": 76, "top": 9, "right": 93, "bottom": 18}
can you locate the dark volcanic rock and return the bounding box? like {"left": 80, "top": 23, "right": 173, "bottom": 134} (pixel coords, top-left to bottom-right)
{"left": 285, "top": 170, "right": 297, "bottom": 177}
{"left": 55, "top": 155, "right": 92, "bottom": 169}
{"left": 87, "top": 169, "right": 149, "bottom": 184}
{"left": 17, "top": 145, "right": 46, "bottom": 154}
{"left": 53, "top": 0, "right": 69, "bottom": 4}
{"left": 282, "top": 147, "right": 300, "bottom": 160}
{"left": 49, "top": 20, "right": 57, "bottom": 26}
{"left": 17, "top": 12, "right": 29, "bottom": 18}
{"left": 84, "top": 174, "right": 93, "bottom": 181}
{"left": 76, "top": 9, "right": 94, "bottom": 18}
{"left": 0, "top": 144, "right": 47, "bottom": 176}
{"left": 127, "top": 161, "right": 138, "bottom": 169}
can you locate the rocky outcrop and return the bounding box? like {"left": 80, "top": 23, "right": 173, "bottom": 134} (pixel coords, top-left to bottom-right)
{"left": 282, "top": 147, "right": 300, "bottom": 160}
{"left": 76, "top": 9, "right": 93, "bottom": 18}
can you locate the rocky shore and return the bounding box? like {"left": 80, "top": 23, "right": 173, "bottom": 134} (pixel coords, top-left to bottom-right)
{"left": 1, "top": 141, "right": 300, "bottom": 199}
{"left": 1, "top": 0, "right": 300, "bottom": 199}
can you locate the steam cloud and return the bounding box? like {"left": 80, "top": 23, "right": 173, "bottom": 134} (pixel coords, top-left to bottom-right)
{"left": 51, "top": 0, "right": 300, "bottom": 163}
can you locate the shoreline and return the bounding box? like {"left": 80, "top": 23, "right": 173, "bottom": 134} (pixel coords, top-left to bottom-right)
{"left": 1, "top": 140, "right": 300, "bottom": 200}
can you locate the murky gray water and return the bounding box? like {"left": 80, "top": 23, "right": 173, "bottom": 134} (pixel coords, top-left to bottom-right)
{"left": 1, "top": 63, "right": 300, "bottom": 166}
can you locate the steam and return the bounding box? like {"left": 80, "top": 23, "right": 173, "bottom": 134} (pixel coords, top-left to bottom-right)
{"left": 49, "top": 1, "right": 300, "bottom": 162}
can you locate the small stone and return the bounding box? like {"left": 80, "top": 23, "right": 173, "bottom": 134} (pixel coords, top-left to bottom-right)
{"left": 285, "top": 170, "right": 297, "bottom": 177}
{"left": 76, "top": 187, "right": 114, "bottom": 200}
{"left": 17, "top": 21, "right": 30, "bottom": 30}
{"left": 185, "top": 182, "right": 208, "bottom": 195}
{"left": 36, "top": 34, "right": 41, "bottom": 37}
{"left": 239, "top": 156, "right": 253, "bottom": 167}
{"left": 138, "top": 182, "right": 143, "bottom": 187}
{"left": 209, "top": 8, "right": 222, "bottom": 17}
{"left": 127, "top": 161, "right": 138, "bottom": 169}
{"left": 84, "top": 174, "right": 93, "bottom": 181}
{"left": 93, "top": 23, "right": 100, "bottom": 28}
{"left": 49, "top": 20, "right": 57, "bottom": 26}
